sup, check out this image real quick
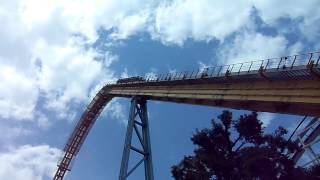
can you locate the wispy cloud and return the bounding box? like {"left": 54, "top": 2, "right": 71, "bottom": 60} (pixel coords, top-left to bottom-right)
{"left": 258, "top": 112, "right": 275, "bottom": 127}
{"left": 0, "top": 145, "right": 61, "bottom": 180}
{"left": 101, "top": 98, "right": 128, "bottom": 125}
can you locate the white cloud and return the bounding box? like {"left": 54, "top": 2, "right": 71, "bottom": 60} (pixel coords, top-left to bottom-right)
{"left": 120, "top": 68, "right": 129, "bottom": 79}
{"left": 145, "top": 71, "right": 158, "bottom": 80}
{"left": 35, "top": 112, "right": 52, "bottom": 130}
{"left": 218, "top": 31, "right": 288, "bottom": 64}
{"left": 0, "top": 0, "right": 318, "bottom": 146}
{"left": 0, "top": 65, "right": 38, "bottom": 120}
{"left": 150, "top": 0, "right": 252, "bottom": 45}
{"left": 35, "top": 39, "right": 116, "bottom": 113}
{"left": 147, "top": 0, "right": 320, "bottom": 46}
{"left": 287, "top": 42, "right": 304, "bottom": 55}
{"left": 102, "top": 98, "right": 127, "bottom": 125}
{"left": 253, "top": 0, "right": 320, "bottom": 46}
{"left": 0, "top": 0, "right": 318, "bottom": 123}
{"left": 0, "top": 0, "right": 149, "bottom": 122}
{"left": 0, "top": 2, "right": 318, "bottom": 179}
{"left": 168, "top": 68, "right": 177, "bottom": 75}
{"left": 110, "top": 11, "right": 150, "bottom": 40}
{"left": 253, "top": 0, "right": 319, "bottom": 24}
{"left": 258, "top": 112, "right": 275, "bottom": 127}
{"left": 0, "top": 125, "right": 33, "bottom": 143}
{"left": 198, "top": 62, "right": 211, "bottom": 70}
{"left": 0, "top": 2, "right": 318, "bottom": 178}
{"left": 0, "top": 145, "right": 61, "bottom": 180}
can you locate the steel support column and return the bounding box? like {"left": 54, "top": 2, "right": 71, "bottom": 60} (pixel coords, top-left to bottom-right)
{"left": 292, "top": 117, "right": 320, "bottom": 166}
{"left": 119, "top": 97, "right": 154, "bottom": 180}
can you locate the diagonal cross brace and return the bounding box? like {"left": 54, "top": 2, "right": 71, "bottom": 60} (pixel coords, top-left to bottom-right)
{"left": 119, "top": 97, "right": 154, "bottom": 180}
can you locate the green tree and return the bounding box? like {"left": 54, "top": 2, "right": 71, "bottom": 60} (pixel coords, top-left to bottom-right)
{"left": 172, "top": 111, "right": 319, "bottom": 180}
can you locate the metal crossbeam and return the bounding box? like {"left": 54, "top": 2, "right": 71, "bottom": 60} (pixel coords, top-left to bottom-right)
{"left": 119, "top": 97, "right": 154, "bottom": 180}
{"left": 293, "top": 117, "right": 320, "bottom": 166}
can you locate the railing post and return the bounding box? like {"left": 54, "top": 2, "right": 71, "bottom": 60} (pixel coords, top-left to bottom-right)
{"left": 260, "top": 60, "right": 264, "bottom": 68}
{"left": 230, "top": 64, "right": 235, "bottom": 72}
{"left": 248, "top": 61, "right": 253, "bottom": 72}
{"left": 189, "top": 70, "right": 194, "bottom": 79}
{"left": 195, "top": 69, "right": 199, "bottom": 79}
{"left": 217, "top": 66, "right": 223, "bottom": 76}
{"left": 265, "top": 59, "right": 270, "bottom": 70}
{"left": 226, "top": 65, "right": 231, "bottom": 72}
{"left": 238, "top": 63, "right": 243, "bottom": 74}
{"left": 291, "top": 55, "right": 297, "bottom": 69}
{"left": 210, "top": 67, "right": 216, "bottom": 77}
{"left": 308, "top": 53, "right": 314, "bottom": 64}
{"left": 165, "top": 73, "right": 169, "bottom": 80}
{"left": 178, "top": 72, "right": 183, "bottom": 80}
{"left": 277, "top": 57, "right": 283, "bottom": 70}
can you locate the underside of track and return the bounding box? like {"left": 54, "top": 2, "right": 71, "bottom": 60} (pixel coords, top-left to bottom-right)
{"left": 53, "top": 53, "right": 320, "bottom": 180}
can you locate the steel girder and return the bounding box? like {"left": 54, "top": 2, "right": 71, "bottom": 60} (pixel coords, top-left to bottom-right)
{"left": 119, "top": 97, "right": 154, "bottom": 180}
{"left": 53, "top": 60, "right": 320, "bottom": 180}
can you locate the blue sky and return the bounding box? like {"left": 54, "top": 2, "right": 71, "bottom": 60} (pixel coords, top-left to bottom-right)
{"left": 0, "top": 0, "right": 319, "bottom": 180}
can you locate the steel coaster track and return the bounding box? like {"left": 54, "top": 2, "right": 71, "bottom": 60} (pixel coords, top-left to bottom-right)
{"left": 53, "top": 52, "right": 320, "bottom": 180}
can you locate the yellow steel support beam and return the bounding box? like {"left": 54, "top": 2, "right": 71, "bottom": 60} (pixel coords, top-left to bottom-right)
{"left": 108, "top": 79, "right": 320, "bottom": 116}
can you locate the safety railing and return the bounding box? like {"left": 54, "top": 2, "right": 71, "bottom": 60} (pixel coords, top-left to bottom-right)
{"left": 106, "top": 51, "right": 320, "bottom": 85}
